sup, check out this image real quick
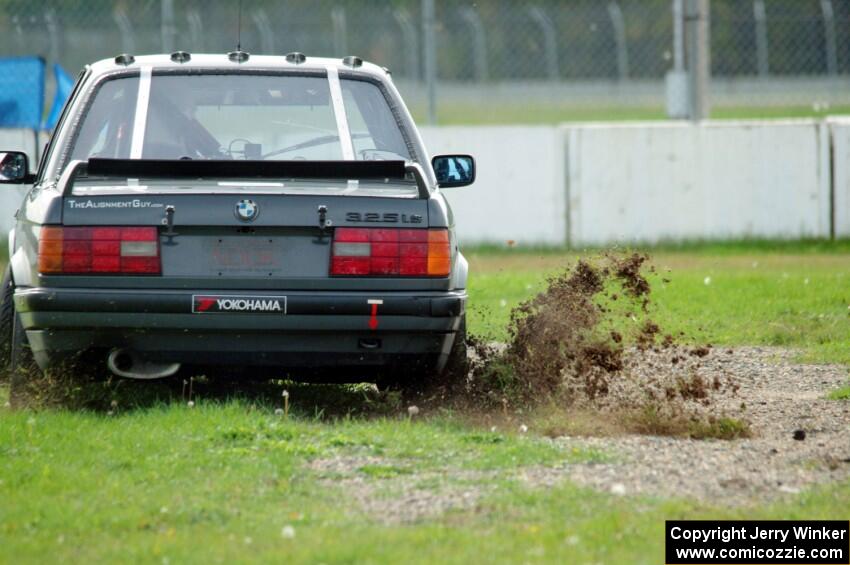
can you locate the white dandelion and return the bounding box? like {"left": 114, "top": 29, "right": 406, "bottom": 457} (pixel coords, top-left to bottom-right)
{"left": 610, "top": 483, "right": 627, "bottom": 496}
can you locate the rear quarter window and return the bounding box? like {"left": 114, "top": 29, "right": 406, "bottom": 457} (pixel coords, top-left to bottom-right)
{"left": 70, "top": 76, "right": 139, "bottom": 162}
{"left": 341, "top": 79, "right": 411, "bottom": 161}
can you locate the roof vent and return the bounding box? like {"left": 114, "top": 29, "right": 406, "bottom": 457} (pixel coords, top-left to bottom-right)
{"left": 227, "top": 50, "right": 250, "bottom": 63}
{"left": 342, "top": 56, "right": 363, "bottom": 68}
{"left": 285, "top": 52, "right": 306, "bottom": 64}
{"left": 114, "top": 53, "right": 135, "bottom": 66}
{"left": 170, "top": 51, "right": 191, "bottom": 63}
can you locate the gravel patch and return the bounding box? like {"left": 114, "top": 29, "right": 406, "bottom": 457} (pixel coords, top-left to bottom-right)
{"left": 309, "top": 456, "right": 498, "bottom": 524}
{"left": 528, "top": 347, "right": 850, "bottom": 504}
{"left": 308, "top": 348, "right": 849, "bottom": 522}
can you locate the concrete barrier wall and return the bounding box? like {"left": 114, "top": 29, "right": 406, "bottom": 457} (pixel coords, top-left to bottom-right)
{"left": 423, "top": 120, "right": 830, "bottom": 246}
{"left": 827, "top": 117, "right": 850, "bottom": 238}
{"left": 420, "top": 126, "right": 566, "bottom": 245}
{"left": 565, "top": 120, "right": 830, "bottom": 245}
{"left": 0, "top": 129, "right": 45, "bottom": 238}
{"left": 0, "top": 122, "right": 843, "bottom": 247}
{"left": 0, "top": 129, "right": 38, "bottom": 164}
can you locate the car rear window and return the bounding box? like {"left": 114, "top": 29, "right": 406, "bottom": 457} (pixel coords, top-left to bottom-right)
{"left": 68, "top": 72, "right": 411, "bottom": 165}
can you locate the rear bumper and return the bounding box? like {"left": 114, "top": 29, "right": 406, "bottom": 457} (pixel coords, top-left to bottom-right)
{"left": 14, "top": 287, "right": 466, "bottom": 375}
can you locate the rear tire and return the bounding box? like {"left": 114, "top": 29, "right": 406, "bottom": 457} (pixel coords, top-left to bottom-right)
{"left": 440, "top": 315, "right": 469, "bottom": 386}
{"left": 9, "top": 311, "right": 40, "bottom": 409}
{"left": 9, "top": 311, "right": 107, "bottom": 409}
{"left": 380, "top": 315, "right": 468, "bottom": 395}
{"left": 0, "top": 265, "right": 14, "bottom": 381}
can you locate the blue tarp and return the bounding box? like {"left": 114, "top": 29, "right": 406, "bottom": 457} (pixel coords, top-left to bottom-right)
{"left": 43, "top": 63, "right": 74, "bottom": 130}
{"left": 0, "top": 56, "right": 45, "bottom": 129}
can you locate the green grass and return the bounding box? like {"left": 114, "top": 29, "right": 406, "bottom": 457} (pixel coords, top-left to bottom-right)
{"left": 468, "top": 238, "right": 850, "bottom": 256}
{"left": 3, "top": 242, "right": 850, "bottom": 562}
{"left": 409, "top": 104, "right": 850, "bottom": 125}
{"left": 1, "top": 399, "right": 848, "bottom": 564}
{"left": 357, "top": 464, "right": 413, "bottom": 479}
{"left": 465, "top": 242, "right": 850, "bottom": 365}
{"left": 0, "top": 400, "right": 577, "bottom": 563}
{"left": 828, "top": 384, "right": 850, "bottom": 400}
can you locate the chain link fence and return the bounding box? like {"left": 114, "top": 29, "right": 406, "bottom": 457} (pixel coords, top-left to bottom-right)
{"left": 1, "top": 0, "right": 848, "bottom": 123}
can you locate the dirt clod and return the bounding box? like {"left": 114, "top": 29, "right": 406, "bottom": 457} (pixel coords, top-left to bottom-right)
{"left": 457, "top": 253, "right": 744, "bottom": 439}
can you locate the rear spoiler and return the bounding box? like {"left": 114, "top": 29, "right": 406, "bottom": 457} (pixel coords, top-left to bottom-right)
{"left": 60, "top": 158, "right": 431, "bottom": 198}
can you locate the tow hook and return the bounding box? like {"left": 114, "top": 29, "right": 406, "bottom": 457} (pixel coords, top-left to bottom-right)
{"left": 317, "top": 205, "right": 332, "bottom": 233}
{"left": 368, "top": 299, "right": 383, "bottom": 330}
{"left": 163, "top": 205, "right": 178, "bottom": 237}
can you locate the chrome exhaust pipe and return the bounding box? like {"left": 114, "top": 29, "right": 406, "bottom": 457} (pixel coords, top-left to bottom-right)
{"left": 106, "top": 348, "right": 181, "bottom": 380}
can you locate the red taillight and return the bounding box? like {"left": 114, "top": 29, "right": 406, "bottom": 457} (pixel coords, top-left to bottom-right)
{"left": 330, "top": 227, "right": 451, "bottom": 277}
{"left": 38, "top": 226, "right": 160, "bottom": 275}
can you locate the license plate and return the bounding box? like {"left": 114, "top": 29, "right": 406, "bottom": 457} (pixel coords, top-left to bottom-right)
{"left": 192, "top": 295, "right": 287, "bottom": 314}
{"left": 208, "top": 238, "right": 281, "bottom": 273}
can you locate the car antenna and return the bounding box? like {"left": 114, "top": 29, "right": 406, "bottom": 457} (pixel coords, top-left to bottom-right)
{"left": 228, "top": 0, "right": 249, "bottom": 62}
{"left": 236, "top": 0, "right": 243, "bottom": 52}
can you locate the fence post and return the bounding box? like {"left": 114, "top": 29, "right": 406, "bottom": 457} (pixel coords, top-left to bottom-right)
{"left": 161, "top": 0, "right": 176, "bottom": 53}
{"left": 422, "top": 0, "right": 437, "bottom": 124}
{"left": 393, "top": 9, "right": 420, "bottom": 81}
{"left": 607, "top": 1, "right": 629, "bottom": 81}
{"left": 820, "top": 0, "right": 838, "bottom": 76}
{"left": 187, "top": 10, "right": 203, "bottom": 52}
{"left": 459, "top": 7, "right": 488, "bottom": 82}
{"left": 527, "top": 6, "right": 559, "bottom": 80}
{"left": 673, "top": 0, "right": 685, "bottom": 72}
{"left": 685, "top": 0, "right": 710, "bottom": 120}
{"left": 753, "top": 0, "right": 769, "bottom": 78}
{"left": 332, "top": 6, "right": 348, "bottom": 56}
{"left": 665, "top": 0, "right": 689, "bottom": 117}
{"left": 45, "top": 8, "right": 61, "bottom": 66}
{"left": 252, "top": 9, "right": 275, "bottom": 54}
{"left": 113, "top": 8, "right": 136, "bottom": 54}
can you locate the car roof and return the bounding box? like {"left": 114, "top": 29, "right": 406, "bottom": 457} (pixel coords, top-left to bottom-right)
{"left": 87, "top": 53, "right": 391, "bottom": 80}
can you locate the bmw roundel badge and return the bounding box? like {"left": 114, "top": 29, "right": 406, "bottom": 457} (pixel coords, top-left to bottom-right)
{"left": 235, "top": 199, "right": 259, "bottom": 222}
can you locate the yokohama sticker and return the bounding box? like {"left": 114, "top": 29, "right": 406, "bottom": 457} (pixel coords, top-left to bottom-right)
{"left": 192, "top": 295, "right": 287, "bottom": 314}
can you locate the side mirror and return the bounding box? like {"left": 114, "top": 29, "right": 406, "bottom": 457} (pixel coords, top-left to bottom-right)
{"left": 0, "top": 151, "right": 34, "bottom": 184}
{"left": 432, "top": 154, "right": 475, "bottom": 188}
